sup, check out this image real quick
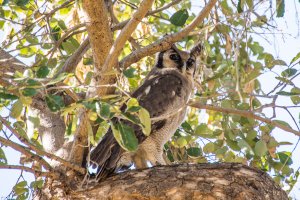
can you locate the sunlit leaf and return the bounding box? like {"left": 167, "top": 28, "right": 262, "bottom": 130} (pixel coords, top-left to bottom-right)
{"left": 111, "top": 121, "right": 138, "bottom": 152}
{"left": 0, "top": 148, "right": 7, "bottom": 164}
{"left": 254, "top": 140, "right": 268, "bottom": 156}
{"left": 139, "top": 108, "right": 151, "bottom": 136}
{"left": 100, "top": 102, "right": 110, "bottom": 119}
{"left": 278, "top": 152, "right": 293, "bottom": 165}
{"left": 10, "top": 100, "right": 23, "bottom": 118}
{"left": 276, "top": 0, "right": 285, "bottom": 17}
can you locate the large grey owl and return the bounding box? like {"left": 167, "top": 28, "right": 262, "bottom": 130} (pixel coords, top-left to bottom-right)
{"left": 90, "top": 44, "right": 202, "bottom": 179}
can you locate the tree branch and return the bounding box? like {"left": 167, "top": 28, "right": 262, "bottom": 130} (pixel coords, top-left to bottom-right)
{"left": 0, "top": 117, "right": 86, "bottom": 174}
{"left": 72, "top": 163, "right": 287, "bottom": 200}
{"left": 0, "top": 165, "right": 58, "bottom": 178}
{"left": 55, "top": 37, "right": 90, "bottom": 76}
{"left": 0, "top": 136, "right": 52, "bottom": 170}
{"left": 0, "top": 48, "right": 27, "bottom": 87}
{"left": 119, "top": 0, "right": 217, "bottom": 69}
{"left": 188, "top": 101, "right": 300, "bottom": 137}
{"left": 101, "top": 0, "right": 155, "bottom": 82}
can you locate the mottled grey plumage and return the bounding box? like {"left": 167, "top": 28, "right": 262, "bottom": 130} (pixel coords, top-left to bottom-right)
{"left": 90, "top": 44, "right": 201, "bottom": 180}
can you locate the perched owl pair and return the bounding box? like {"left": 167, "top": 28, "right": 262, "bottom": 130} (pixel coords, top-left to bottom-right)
{"left": 90, "top": 44, "right": 202, "bottom": 179}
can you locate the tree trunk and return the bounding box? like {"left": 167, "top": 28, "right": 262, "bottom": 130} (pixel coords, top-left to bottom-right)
{"left": 71, "top": 163, "right": 287, "bottom": 200}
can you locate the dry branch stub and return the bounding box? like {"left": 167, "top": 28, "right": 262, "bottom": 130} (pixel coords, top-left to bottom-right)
{"left": 72, "top": 163, "right": 287, "bottom": 200}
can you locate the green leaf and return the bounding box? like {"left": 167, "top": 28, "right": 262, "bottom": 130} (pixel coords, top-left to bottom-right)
{"left": 0, "top": 92, "right": 18, "bottom": 100}
{"left": 254, "top": 140, "right": 268, "bottom": 156}
{"left": 100, "top": 102, "right": 110, "bottom": 119}
{"left": 10, "top": 100, "right": 23, "bottom": 118}
{"left": 85, "top": 71, "right": 93, "bottom": 85}
{"left": 0, "top": 148, "right": 7, "bottom": 164}
{"left": 47, "top": 73, "right": 71, "bottom": 85}
{"left": 30, "top": 180, "right": 43, "bottom": 189}
{"left": 45, "top": 95, "right": 64, "bottom": 112}
{"left": 25, "top": 35, "right": 38, "bottom": 44}
{"left": 13, "top": 181, "right": 28, "bottom": 195}
{"left": 291, "top": 96, "right": 300, "bottom": 105}
{"left": 62, "top": 41, "right": 77, "bottom": 54}
{"left": 195, "top": 123, "right": 214, "bottom": 138}
{"left": 87, "top": 121, "right": 95, "bottom": 145}
{"left": 123, "top": 68, "right": 135, "bottom": 78}
{"left": 276, "top": 91, "right": 299, "bottom": 96}
{"left": 187, "top": 147, "right": 202, "bottom": 158}
{"left": 237, "top": 0, "right": 243, "bottom": 13}
{"left": 2, "top": 0, "right": 9, "bottom": 6}
{"left": 264, "top": 53, "right": 275, "bottom": 68}
{"left": 278, "top": 152, "right": 293, "bottom": 165}
{"left": 111, "top": 121, "right": 138, "bottom": 152}
{"left": 95, "top": 121, "right": 110, "bottom": 142}
{"left": 22, "top": 88, "right": 37, "bottom": 96}
{"left": 276, "top": 0, "right": 285, "bottom": 17}
{"left": 203, "top": 142, "right": 215, "bottom": 153}
{"left": 226, "top": 139, "right": 241, "bottom": 151}
{"left": 290, "top": 52, "right": 300, "bottom": 64}
{"left": 36, "top": 66, "right": 50, "bottom": 78}
{"left": 127, "top": 98, "right": 138, "bottom": 106}
{"left": 170, "top": 9, "right": 189, "bottom": 26}
{"left": 14, "top": 0, "right": 29, "bottom": 6}
{"left": 176, "top": 137, "right": 187, "bottom": 148}
{"left": 281, "top": 68, "right": 297, "bottom": 77}
{"left": 273, "top": 120, "right": 292, "bottom": 129}
{"left": 139, "top": 108, "right": 151, "bottom": 136}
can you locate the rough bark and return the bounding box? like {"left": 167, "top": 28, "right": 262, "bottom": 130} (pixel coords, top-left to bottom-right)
{"left": 72, "top": 163, "right": 287, "bottom": 200}
{"left": 82, "top": 0, "right": 115, "bottom": 97}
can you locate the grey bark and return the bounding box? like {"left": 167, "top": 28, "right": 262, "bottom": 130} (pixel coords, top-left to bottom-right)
{"left": 71, "top": 163, "right": 288, "bottom": 200}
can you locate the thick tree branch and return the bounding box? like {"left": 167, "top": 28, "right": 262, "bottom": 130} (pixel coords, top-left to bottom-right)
{"left": 119, "top": 0, "right": 217, "bottom": 69}
{"left": 103, "top": 0, "right": 155, "bottom": 73}
{"left": 82, "top": 0, "right": 114, "bottom": 97}
{"left": 188, "top": 101, "right": 300, "bottom": 137}
{"left": 72, "top": 163, "right": 287, "bottom": 200}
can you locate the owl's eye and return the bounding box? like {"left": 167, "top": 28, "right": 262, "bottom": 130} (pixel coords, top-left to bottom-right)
{"left": 187, "top": 58, "right": 195, "bottom": 67}
{"left": 169, "top": 54, "right": 181, "bottom": 61}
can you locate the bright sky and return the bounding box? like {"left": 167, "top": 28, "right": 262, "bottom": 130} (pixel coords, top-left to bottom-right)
{"left": 1, "top": 1, "right": 300, "bottom": 199}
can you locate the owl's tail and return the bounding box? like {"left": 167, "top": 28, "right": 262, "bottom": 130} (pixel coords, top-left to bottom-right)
{"left": 89, "top": 128, "right": 122, "bottom": 180}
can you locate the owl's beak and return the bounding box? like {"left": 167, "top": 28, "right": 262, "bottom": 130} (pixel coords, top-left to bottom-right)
{"left": 182, "top": 62, "right": 187, "bottom": 74}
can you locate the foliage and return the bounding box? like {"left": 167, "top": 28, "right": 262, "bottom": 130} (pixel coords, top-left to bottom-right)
{"left": 0, "top": 0, "right": 299, "bottom": 198}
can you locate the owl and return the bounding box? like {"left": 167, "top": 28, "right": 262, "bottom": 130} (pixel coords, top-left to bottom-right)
{"left": 90, "top": 43, "right": 202, "bottom": 179}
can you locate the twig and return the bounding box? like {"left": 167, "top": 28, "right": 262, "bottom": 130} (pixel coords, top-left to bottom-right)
{"left": 119, "top": 0, "right": 217, "bottom": 69}
{"left": 188, "top": 100, "right": 300, "bottom": 137}
{"left": 111, "top": 0, "right": 183, "bottom": 31}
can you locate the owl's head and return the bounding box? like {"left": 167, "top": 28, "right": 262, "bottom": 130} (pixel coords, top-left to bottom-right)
{"left": 155, "top": 44, "right": 198, "bottom": 76}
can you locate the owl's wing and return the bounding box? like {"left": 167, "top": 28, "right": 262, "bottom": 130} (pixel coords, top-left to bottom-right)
{"left": 90, "top": 72, "right": 187, "bottom": 178}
